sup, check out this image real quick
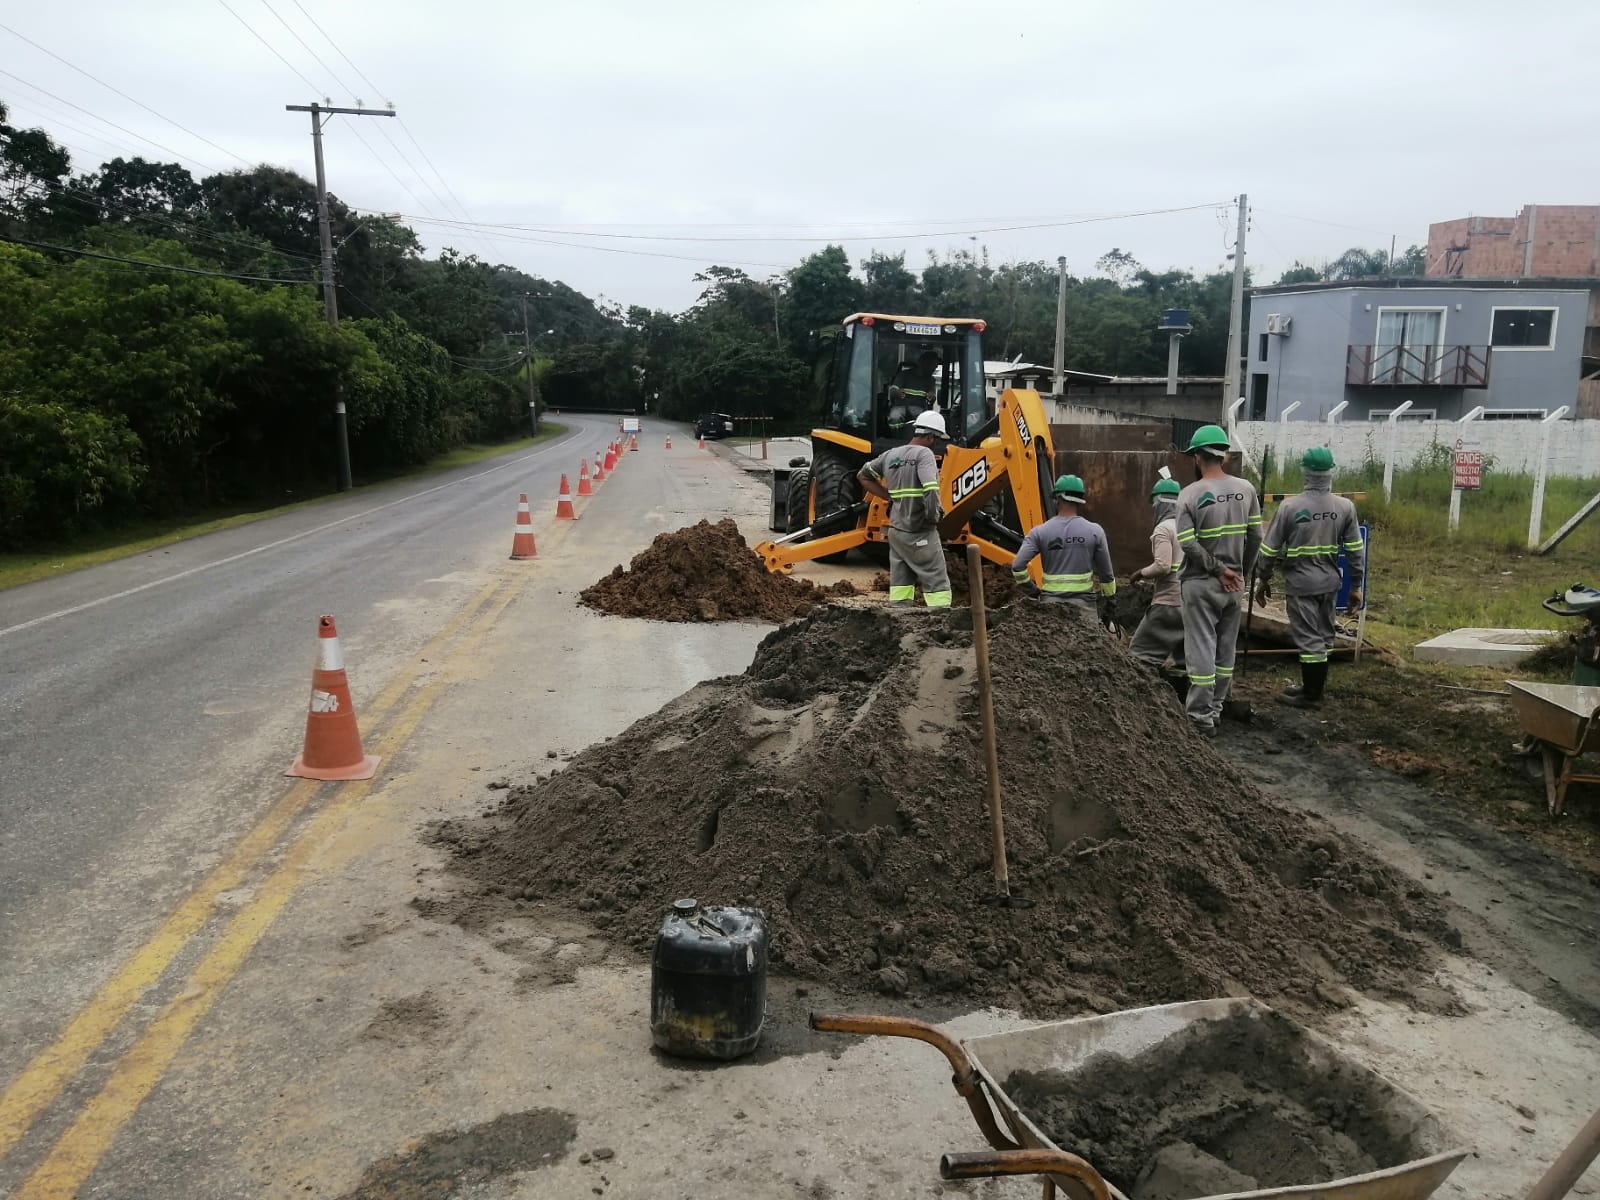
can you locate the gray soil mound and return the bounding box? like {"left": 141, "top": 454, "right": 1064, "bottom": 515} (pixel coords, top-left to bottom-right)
{"left": 579, "top": 518, "right": 854, "bottom": 623}
{"left": 437, "top": 603, "right": 1456, "bottom": 1015}
{"left": 1008, "top": 1009, "right": 1437, "bottom": 1196}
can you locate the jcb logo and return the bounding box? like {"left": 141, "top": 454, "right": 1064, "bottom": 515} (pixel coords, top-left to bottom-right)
{"left": 952, "top": 460, "right": 988, "bottom": 503}
{"left": 1013, "top": 408, "right": 1029, "bottom": 444}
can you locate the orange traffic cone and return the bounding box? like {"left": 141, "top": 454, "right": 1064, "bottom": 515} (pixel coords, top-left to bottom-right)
{"left": 578, "top": 458, "right": 594, "bottom": 497}
{"left": 630, "top": 434, "right": 639, "bottom": 452}
{"left": 510, "top": 493, "right": 538, "bottom": 560}
{"left": 665, "top": 435, "right": 673, "bottom": 450}
{"left": 286, "top": 615, "right": 379, "bottom": 780}
{"left": 698, "top": 434, "right": 706, "bottom": 450}
{"left": 593, "top": 451, "right": 606, "bottom": 482}
{"left": 603, "top": 444, "right": 617, "bottom": 472}
{"left": 555, "top": 475, "right": 577, "bottom": 520}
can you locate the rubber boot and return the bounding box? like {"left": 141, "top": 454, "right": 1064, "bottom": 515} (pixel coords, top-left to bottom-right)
{"left": 1277, "top": 662, "right": 1328, "bottom": 708}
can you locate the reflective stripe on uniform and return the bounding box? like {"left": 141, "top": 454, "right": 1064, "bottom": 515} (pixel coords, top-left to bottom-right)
{"left": 1298, "top": 651, "right": 1329, "bottom": 663}
{"left": 1041, "top": 570, "right": 1093, "bottom": 594}
{"left": 925, "top": 590, "right": 952, "bottom": 608}
{"left": 889, "top": 586, "right": 916, "bottom": 602}
{"left": 1188, "top": 672, "right": 1216, "bottom": 685}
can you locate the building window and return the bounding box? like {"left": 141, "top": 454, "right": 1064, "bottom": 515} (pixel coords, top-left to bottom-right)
{"left": 1490, "top": 307, "right": 1557, "bottom": 350}
{"left": 1250, "top": 373, "right": 1268, "bottom": 420}
{"left": 1258, "top": 333, "right": 1269, "bottom": 362}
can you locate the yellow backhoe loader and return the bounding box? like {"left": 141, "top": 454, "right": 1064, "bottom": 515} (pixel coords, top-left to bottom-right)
{"left": 754, "top": 313, "right": 1056, "bottom": 579}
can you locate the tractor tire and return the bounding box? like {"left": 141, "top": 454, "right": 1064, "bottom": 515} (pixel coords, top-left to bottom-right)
{"left": 810, "top": 444, "right": 862, "bottom": 564}
{"left": 784, "top": 467, "right": 810, "bottom": 533}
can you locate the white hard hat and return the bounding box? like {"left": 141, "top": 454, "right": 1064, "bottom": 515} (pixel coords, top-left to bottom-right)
{"left": 911, "top": 410, "right": 947, "bottom": 437}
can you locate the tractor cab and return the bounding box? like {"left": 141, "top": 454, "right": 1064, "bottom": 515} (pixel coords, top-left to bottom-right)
{"left": 821, "top": 314, "right": 991, "bottom": 454}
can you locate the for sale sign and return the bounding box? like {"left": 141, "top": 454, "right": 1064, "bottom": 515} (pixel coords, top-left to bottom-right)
{"left": 1452, "top": 435, "right": 1484, "bottom": 491}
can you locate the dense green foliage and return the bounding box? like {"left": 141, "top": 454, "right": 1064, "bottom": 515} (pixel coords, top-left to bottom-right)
{"left": 1, "top": 97, "right": 1418, "bottom": 548}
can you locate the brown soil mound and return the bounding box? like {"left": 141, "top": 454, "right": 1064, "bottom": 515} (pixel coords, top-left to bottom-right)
{"left": 579, "top": 518, "right": 853, "bottom": 622}
{"left": 869, "top": 554, "right": 1014, "bottom": 606}
{"left": 438, "top": 604, "right": 1456, "bottom": 1016}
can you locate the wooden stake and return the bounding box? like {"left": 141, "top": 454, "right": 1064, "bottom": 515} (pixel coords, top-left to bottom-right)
{"left": 967, "top": 546, "right": 1009, "bottom": 899}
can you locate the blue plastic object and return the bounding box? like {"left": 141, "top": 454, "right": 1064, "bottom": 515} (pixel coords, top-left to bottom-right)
{"left": 1336, "top": 525, "right": 1369, "bottom": 611}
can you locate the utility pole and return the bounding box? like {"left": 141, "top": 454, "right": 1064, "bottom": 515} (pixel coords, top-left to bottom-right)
{"left": 1222, "top": 193, "right": 1248, "bottom": 421}
{"left": 1052, "top": 256, "right": 1068, "bottom": 397}
{"left": 286, "top": 101, "right": 396, "bottom": 491}
{"left": 519, "top": 293, "right": 539, "bottom": 436}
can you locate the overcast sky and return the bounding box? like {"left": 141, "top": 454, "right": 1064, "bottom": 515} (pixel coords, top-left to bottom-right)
{"left": 4, "top": 0, "right": 1593, "bottom": 311}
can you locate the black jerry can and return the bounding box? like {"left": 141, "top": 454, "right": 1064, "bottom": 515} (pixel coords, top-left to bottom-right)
{"left": 650, "top": 899, "right": 768, "bottom": 1060}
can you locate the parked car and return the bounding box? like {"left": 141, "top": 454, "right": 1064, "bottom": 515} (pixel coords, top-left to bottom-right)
{"left": 695, "top": 412, "right": 736, "bottom": 440}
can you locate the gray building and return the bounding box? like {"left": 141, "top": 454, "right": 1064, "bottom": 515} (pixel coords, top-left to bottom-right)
{"left": 1245, "top": 279, "right": 1589, "bottom": 421}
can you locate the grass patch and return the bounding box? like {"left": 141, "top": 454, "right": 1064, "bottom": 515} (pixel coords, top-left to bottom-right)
{"left": 1254, "top": 449, "right": 1600, "bottom": 652}
{"left": 0, "top": 425, "right": 566, "bottom": 593}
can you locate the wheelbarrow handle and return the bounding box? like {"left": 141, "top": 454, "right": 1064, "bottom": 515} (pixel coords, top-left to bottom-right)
{"left": 809, "top": 1013, "right": 977, "bottom": 1077}
{"left": 941, "top": 1149, "right": 1111, "bottom": 1200}
{"left": 809, "top": 1013, "right": 1020, "bottom": 1153}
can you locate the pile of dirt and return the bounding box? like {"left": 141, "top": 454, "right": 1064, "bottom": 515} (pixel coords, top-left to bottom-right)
{"left": 579, "top": 519, "right": 854, "bottom": 622}
{"left": 1006, "top": 1008, "right": 1434, "bottom": 1196}
{"left": 436, "top": 603, "right": 1456, "bottom": 1016}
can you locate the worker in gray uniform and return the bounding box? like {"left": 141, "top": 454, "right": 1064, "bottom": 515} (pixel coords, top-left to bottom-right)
{"left": 1253, "top": 446, "right": 1365, "bottom": 708}
{"left": 858, "top": 409, "right": 952, "bottom": 608}
{"left": 1175, "top": 425, "right": 1262, "bottom": 735}
{"left": 1011, "top": 474, "right": 1116, "bottom": 612}
{"left": 1128, "top": 476, "right": 1185, "bottom": 673}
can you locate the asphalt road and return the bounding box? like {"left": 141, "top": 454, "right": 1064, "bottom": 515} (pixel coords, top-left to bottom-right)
{"left": 0, "top": 414, "right": 620, "bottom": 1073}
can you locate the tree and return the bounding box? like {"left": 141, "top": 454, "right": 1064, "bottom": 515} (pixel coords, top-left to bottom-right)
{"left": 84, "top": 157, "right": 201, "bottom": 220}
{"left": 1275, "top": 263, "right": 1322, "bottom": 285}
{"left": 861, "top": 251, "right": 919, "bottom": 314}
{"left": 784, "top": 245, "right": 863, "bottom": 349}
{"left": 1095, "top": 248, "right": 1143, "bottom": 285}
{"left": 0, "top": 103, "right": 74, "bottom": 235}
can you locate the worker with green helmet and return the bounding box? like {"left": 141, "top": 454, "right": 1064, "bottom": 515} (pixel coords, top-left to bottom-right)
{"left": 1128, "top": 476, "right": 1187, "bottom": 678}
{"left": 1175, "top": 424, "right": 1262, "bottom": 735}
{"left": 1253, "top": 446, "right": 1365, "bottom": 708}
{"left": 1011, "top": 473, "right": 1116, "bottom": 613}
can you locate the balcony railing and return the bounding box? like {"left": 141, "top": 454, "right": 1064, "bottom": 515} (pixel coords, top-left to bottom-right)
{"left": 1346, "top": 344, "right": 1491, "bottom": 387}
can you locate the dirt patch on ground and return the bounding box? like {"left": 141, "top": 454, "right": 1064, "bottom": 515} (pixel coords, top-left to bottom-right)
{"left": 434, "top": 603, "right": 1456, "bottom": 1018}
{"left": 1007, "top": 1009, "right": 1439, "bottom": 1197}
{"left": 579, "top": 518, "right": 854, "bottom": 622}
{"left": 362, "top": 991, "right": 446, "bottom": 1045}
{"left": 332, "top": 1108, "right": 576, "bottom": 1200}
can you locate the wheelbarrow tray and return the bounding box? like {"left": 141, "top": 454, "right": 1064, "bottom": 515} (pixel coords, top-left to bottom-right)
{"left": 963, "top": 998, "right": 1469, "bottom": 1200}
{"left": 1506, "top": 680, "right": 1600, "bottom": 755}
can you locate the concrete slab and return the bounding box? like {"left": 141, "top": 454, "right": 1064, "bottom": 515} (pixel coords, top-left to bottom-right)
{"left": 1414, "top": 627, "right": 1558, "bottom": 667}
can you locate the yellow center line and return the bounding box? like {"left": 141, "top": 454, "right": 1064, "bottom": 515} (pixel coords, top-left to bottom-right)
{"left": 13, "top": 577, "right": 527, "bottom": 1198}
{"left": 0, "top": 576, "right": 503, "bottom": 1162}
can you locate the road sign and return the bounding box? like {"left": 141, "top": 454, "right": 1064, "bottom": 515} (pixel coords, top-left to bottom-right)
{"left": 1452, "top": 435, "right": 1484, "bottom": 491}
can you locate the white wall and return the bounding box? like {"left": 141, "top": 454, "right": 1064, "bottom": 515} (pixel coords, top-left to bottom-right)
{"left": 1234, "top": 418, "right": 1600, "bottom": 478}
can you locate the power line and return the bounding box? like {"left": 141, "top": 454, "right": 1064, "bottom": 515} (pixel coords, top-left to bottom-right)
{"left": 387, "top": 201, "right": 1231, "bottom": 245}
{"left": 259, "top": 0, "right": 356, "bottom": 96}
{"left": 0, "top": 21, "right": 252, "bottom": 167}
{"left": 217, "top": 0, "right": 320, "bottom": 96}
{"left": 289, "top": 0, "right": 383, "bottom": 98}
{"left": 0, "top": 68, "right": 216, "bottom": 172}
{"left": 1, "top": 233, "right": 312, "bottom": 283}
{"left": 377, "top": 213, "right": 787, "bottom": 268}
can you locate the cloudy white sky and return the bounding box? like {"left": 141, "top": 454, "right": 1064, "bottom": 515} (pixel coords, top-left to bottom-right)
{"left": 3, "top": 0, "right": 1592, "bottom": 311}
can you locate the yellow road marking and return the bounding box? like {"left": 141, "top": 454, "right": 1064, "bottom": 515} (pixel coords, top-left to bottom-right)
{"left": 0, "top": 577, "right": 502, "bottom": 1163}
{"left": 14, "top": 578, "right": 524, "bottom": 1198}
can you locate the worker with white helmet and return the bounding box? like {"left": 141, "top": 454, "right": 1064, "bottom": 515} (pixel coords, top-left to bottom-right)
{"left": 1128, "top": 477, "right": 1186, "bottom": 674}
{"left": 858, "top": 409, "right": 952, "bottom": 608}
{"left": 1011, "top": 474, "right": 1116, "bottom": 613}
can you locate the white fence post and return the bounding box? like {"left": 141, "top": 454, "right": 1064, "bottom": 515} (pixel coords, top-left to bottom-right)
{"left": 1275, "top": 402, "right": 1302, "bottom": 482}
{"left": 1326, "top": 400, "right": 1349, "bottom": 424}
{"left": 1448, "top": 407, "right": 1485, "bottom": 533}
{"left": 1226, "top": 395, "right": 1246, "bottom": 460}
{"left": 1527, "top": 406, "right": 1571, "bottom": 548}
{"left": 1382, "top": 401, "right": 1414, "bottom": 501}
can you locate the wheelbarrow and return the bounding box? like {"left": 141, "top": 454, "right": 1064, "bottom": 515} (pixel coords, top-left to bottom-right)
{"left": 1506, "top": 680, "right": 1600, "bottom": 816}
{"left": 811, "top": 997, "right": 1471, "bottom": 1200}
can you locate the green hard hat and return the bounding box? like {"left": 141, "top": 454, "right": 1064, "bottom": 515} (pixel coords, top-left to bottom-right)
{"left": 1186, "top": 424, "right": 1230, "bottom": 454}
{"left": 1052, "top": 473, "right": 1087, "bottom": 502}
{"left": 1301, "top": 446, "right": 1336, "bottom": 471}
{"left": 1150, "top": 478, "right": 1181, "bottom": 499}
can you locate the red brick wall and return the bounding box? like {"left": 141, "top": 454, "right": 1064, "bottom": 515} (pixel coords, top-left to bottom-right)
{"left": 1428, "top": 206, "right": 1600, "bottom": 277}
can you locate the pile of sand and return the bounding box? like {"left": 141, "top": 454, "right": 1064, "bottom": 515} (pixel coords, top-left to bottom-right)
{"left": 579, "top": 518, "right": 854, "bottom": 623}
{"left": 437, "top": 603, "right": 1455, "bottom": 1015}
